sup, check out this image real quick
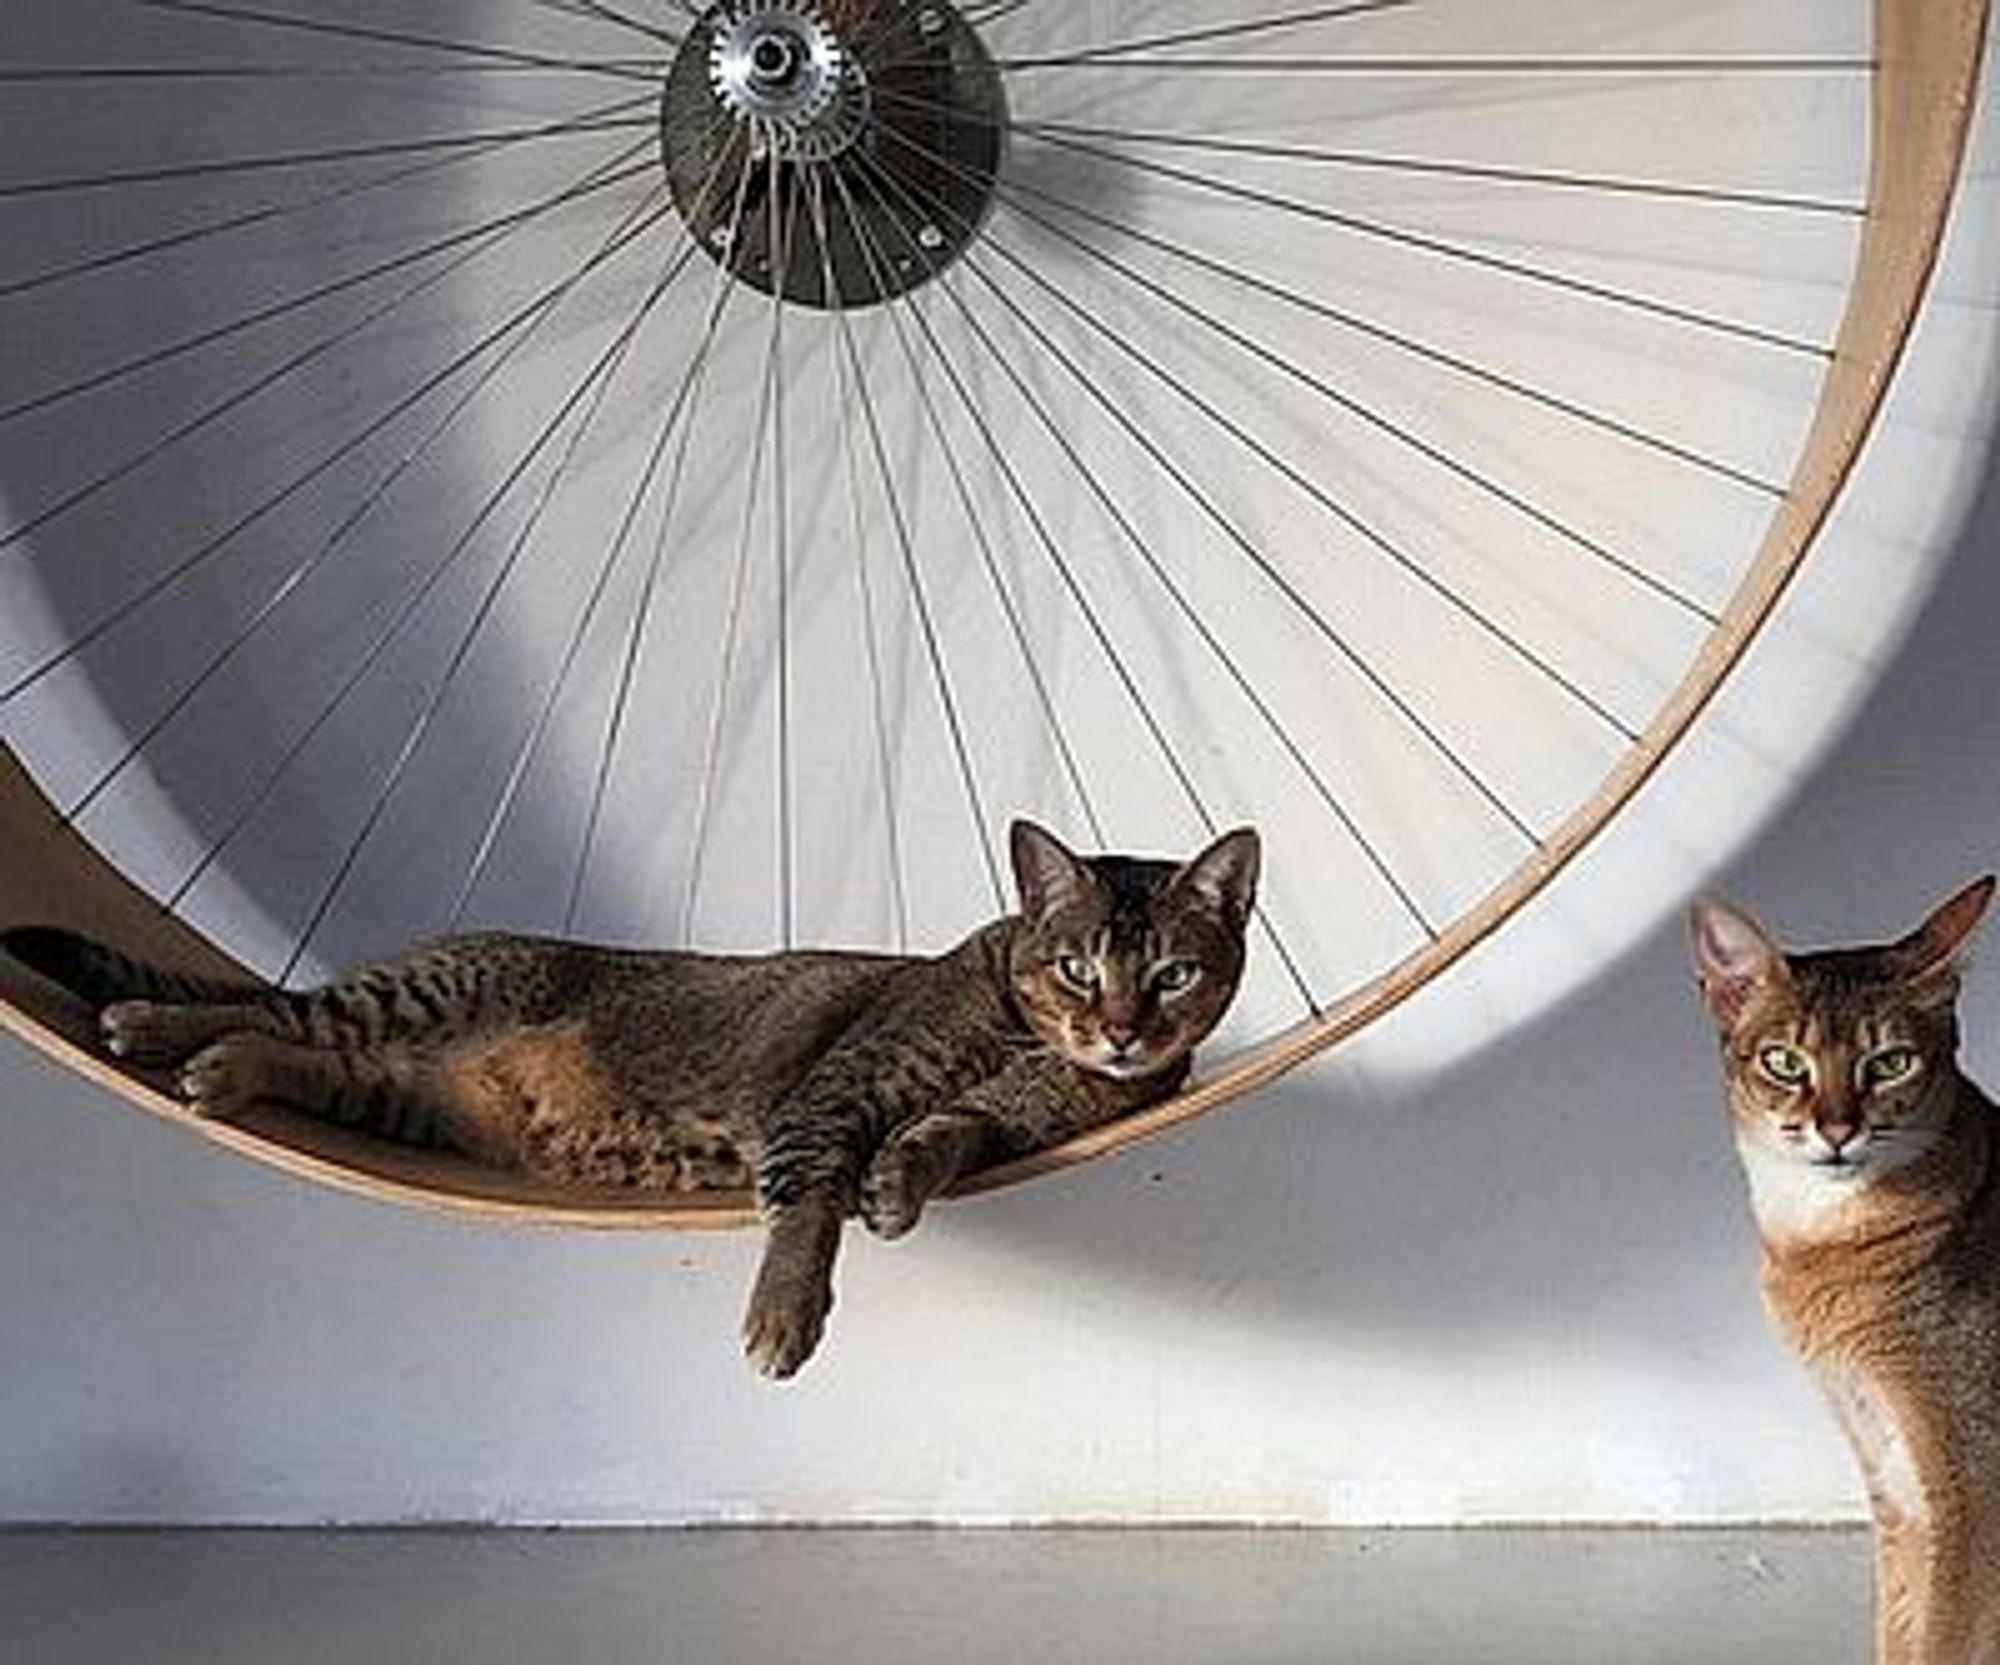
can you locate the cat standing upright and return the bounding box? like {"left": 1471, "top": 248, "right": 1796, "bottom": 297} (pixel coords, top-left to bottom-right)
{"left": 1691, "top": 878, "right": 2000, "bottom": 1665}
{"left": 5, "top": 819, "right": 1259, "bottom": 1379}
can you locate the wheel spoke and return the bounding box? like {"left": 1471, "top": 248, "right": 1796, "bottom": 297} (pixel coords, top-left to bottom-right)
{"left": 0, "top": 91, "right": 659, "bottom": 302}
{"left": 824, "top": 163, "right": 1007, "bottom": 914}
{"left": 0, "top": 0, "right": 1914, "bottom": 1085}
{"left": 0, "top": 154, "right": 658, "bottom": 564}
{"left": 157, "top": 177, "right": 682, "bottom": 914}
{"left": 280, "top": 198, "right": 702, "bottom": 978}
{"left": 134, "top": 0, "right": 665, "bottom": 82}
{"left": 868, "top": 108, "right": 1736, "bottom": 618}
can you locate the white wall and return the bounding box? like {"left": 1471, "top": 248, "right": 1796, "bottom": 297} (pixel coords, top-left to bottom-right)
{"left": 2, "top": 42, "right": 1997, "bottom": 1529}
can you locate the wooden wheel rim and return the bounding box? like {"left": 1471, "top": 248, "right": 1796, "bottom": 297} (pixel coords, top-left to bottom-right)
{"left": 0, "top": 0, "right": 1987, "bottom": 1228}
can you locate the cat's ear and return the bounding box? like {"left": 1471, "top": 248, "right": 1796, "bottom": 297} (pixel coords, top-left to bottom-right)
{"left": 1688, "top": 896, "right": 1787, "bottom": 1029}
{"left": 1172, "top": 827, "right": 1261, "bottom": 928}
{"left": 1891, "top": 874, "right": 1996, "bottom": 992}
{"left": 1010, "top": 820, "right": 1091, "bottom": 918}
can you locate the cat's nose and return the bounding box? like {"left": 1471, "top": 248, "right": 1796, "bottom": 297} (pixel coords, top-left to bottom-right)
{"left": 1103, "top": 1022, "right": 1140, "bottom": 1052}
{"left": 1818, "top": 1119, "right": 1861, "bottom": 1155}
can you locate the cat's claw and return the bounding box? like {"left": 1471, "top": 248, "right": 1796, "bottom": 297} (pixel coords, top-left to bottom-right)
{"left": 178, "top": 1035, "right": 269, "bottom": 1121}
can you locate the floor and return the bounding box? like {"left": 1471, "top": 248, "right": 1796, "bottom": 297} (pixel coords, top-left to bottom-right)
{"left": 0, "top": 1527, "right": 1866, "bottom": 1663}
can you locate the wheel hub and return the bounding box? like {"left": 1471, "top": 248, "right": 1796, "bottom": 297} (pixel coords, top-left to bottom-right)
{"left": 708, "top": 5, "right": 867, "bottom": 162}
{"left": 660, "top": 0, "right": 1007, "bottom": 310}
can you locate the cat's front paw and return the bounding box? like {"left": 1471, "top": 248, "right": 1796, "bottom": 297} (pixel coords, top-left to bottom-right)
{"left": 859, "top": 1146, "right": 926, "bottom": 1241}
{"left": 741, "top": 1279, "right": 833, "bottom": 1381}
{"left": 178, "top": 1035, "right": 273, "bottom": 1121}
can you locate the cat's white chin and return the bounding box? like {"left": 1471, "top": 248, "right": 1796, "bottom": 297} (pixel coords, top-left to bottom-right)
{"left": 1739, "top": 1142, "right": 1888, "bottom": 1241}
{"left": 1085, "top": 1053, "right": 1164, "bottom": 1081}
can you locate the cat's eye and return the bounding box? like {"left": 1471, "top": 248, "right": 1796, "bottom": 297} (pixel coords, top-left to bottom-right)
{"left": 1055, "top": 953, "right": 1099, "bottom": 992}
{"left": 1757, "top": 1043, "right": 1812, "bottom": 1087}
{"left": 1860, "top": 1046, "right": 1921, "bottom": 1087}
{"left": 1151, "top": 960, "right": 1200, "bottom": 996}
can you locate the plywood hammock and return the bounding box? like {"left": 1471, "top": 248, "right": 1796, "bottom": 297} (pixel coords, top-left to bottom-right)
{"left": 0, "top": 0, "right": 1985, "bottom": 1373}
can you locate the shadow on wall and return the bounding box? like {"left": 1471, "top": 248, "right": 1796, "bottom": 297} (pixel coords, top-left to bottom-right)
{"left": 1, "top": 0, "right": 1950, "bottom": 1030}
{"left": 937, "top": 425, "right": 2000, "bottom": 1348}
{"left": 0, "top": 0, "right": 1172, "bottom": 985}
{"left": 2, "top": 2, "right": 1994, "bottom": 1338}
{"left": 0, "top": 0, "right": 693, "bottom": 975}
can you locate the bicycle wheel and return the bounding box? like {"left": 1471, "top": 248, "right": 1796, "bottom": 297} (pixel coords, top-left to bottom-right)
{"left": 0, "top": 0, "right": 1986, "bottom": 1223}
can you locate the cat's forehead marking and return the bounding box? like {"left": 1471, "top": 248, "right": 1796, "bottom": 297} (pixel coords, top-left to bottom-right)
{"left": 1789, "top": 945, "right": 1910, "bottom": 1003}
{"left": 1087, "top": 852, "right": 1173, "bottom": 902}
{"left": 1078, "top": 919, "right": 1165, "bottom": 964}
{"left": 1778, "top": 948, "right": 1932, "bottom": 1026}
{"left": 1062, "top": 855, "right": 1175, "bottom": 950}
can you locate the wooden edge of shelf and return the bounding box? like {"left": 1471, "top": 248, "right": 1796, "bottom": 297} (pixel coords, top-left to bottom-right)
{"left": 0, "top": 978, "right": 758, "bottom": 1232}
{"left": 1, "top": 0, "right": 1988, "bottom": 1226}
{"left": 0, "top": 747, "right": 758, "bottom": 1230}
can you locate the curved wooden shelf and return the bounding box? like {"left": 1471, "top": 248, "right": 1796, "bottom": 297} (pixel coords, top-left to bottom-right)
{"left": 1, "top": 0, "right": 1988, "bottom": 1229}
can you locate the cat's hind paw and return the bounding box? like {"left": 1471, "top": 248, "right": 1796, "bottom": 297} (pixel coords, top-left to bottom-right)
{"left": 101, "top": 1000, "right": 198, "bottom": 1065}
{"left": 178, "top": 1035, "right": 274, "bottom": 1121}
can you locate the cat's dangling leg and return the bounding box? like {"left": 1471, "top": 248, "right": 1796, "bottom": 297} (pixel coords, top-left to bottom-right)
{"left": 179, "top": 1032, "right": 456, "bottom": 1148}
{"left": 744, "top": 1095, "right": 875, "bottom": 1378}
{"left": 741, "top": 1195, "right": 844, "bottom": 1379}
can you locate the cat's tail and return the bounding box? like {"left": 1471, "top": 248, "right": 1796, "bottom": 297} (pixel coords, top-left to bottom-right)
{"left": 0, "top": 925, "right": 264, "bottom": 1009}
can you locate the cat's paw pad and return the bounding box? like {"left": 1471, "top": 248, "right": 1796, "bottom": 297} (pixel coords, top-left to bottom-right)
{"left": 741, "top": 1282, "right": 832, "bottom": 1381}
{"left": 859, "top": 1150, "right": 925, "bottom": 1241}
{"left": 101, "top": 1000, "right": 194, "bottom": 1065}
{"left": 178, "top": 1036, "right": 271, "bottom": 1121}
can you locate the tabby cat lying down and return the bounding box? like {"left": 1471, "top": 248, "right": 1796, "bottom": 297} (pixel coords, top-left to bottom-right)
{"left": 4, "top": 820, "right": 1259, "bottom": 1378}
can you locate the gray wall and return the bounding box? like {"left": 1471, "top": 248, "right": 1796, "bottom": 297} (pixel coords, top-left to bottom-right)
{"left": 3, "top": 410, "right": 1994, "bottom": 1524}
{"left": 1, "top": 35, "right": 1996, "bottom": 1527}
